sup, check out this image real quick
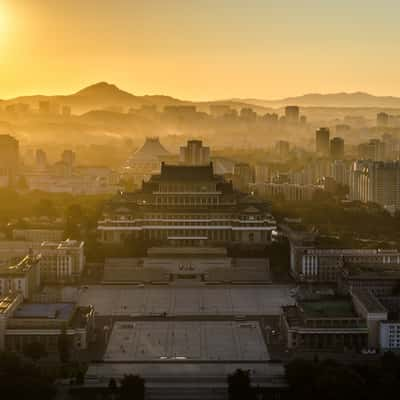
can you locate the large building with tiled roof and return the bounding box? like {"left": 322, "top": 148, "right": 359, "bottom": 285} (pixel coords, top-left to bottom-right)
{"left": 98, "top": 162, "right": 276, "bottom": 247}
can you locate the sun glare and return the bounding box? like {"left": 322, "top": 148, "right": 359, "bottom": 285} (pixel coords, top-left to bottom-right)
{"left": 0, "top": 8, "right": 7, "bottom": 35}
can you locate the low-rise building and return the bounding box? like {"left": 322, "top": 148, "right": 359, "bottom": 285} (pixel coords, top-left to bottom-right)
{"left": 290, "top": 247, "right": 400, "bottom": 283}
{"left": 339, "top": 261, "right": 400, "bottom": 296}
{"left": 281, "top": 295, "right": 369, "bottom": 351}
{"left": 4, "top": 302, "right": 95, "bottom": 354}
{"left": 252, "top": 182, "right": 321, "bottom": 201}
{"left": 351, "top": 289, "right": 388, "bottom": 348}
{"left": 40, "top": 239, "right": 85, "bottom": 283}
{"left": 12, "top": 228, "right": 64, "bottom": 242}
{"left": 380, "top": 321, "right": 400, "bottom": 351}
{"left": 0, "top": 255, "right": 41, "bottom": 299}
{"left": 0, "top": 241, "right": 43, "bottom": 268}
{"left": 0, "top": 294, "right": 23, "bottom": 351}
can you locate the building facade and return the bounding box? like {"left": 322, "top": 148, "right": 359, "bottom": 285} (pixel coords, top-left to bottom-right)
{"left": 40, "top": 239, "right": 85, "bottom": 283}
{"left": 98, "top": 163, "right": 276, "bottom": 247}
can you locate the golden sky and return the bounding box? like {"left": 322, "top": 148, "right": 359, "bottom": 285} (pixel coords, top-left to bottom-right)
{"left": 1, "top": 0, "right": 400, "bottom": 100}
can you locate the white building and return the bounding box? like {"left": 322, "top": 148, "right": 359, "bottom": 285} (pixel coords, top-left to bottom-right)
{"left": 380, "top": 321, "right": 400, "bottom": 351}
{"left": 349, "top": 160, "right": 400, "bottom": 209}
{"left": 40, "top": 239, "right": 84, "bottom": 283}
{"left": 12, "top": 228, "right": 64, "bottom": 242}
{"left": 252, "top": 182, "right": 320, "bottom": 201}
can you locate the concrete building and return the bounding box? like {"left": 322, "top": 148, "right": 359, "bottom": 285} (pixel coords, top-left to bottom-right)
{"left": 315, "top": 128, "right": 330, "bottom": 156}
{"left": 232, "top": 163, "right": 254, "bottom": 192}
{"left": 358, "top": 139, "right": 386, "bottom": 161}
{"left": 0, "top": 134, "right": 19, "bottom": 187}
{"left": 349, "top": 160, "right": 400, "bottom": 209}
{"left": 275, "top": 140, "right": 290, "bottom": 159}
{"left": 285, "top": 106, "right": 300, "bottom": 123}
{"left": 252, "top": 182, "right": 320, "bottom": 201}
{"left": 2, "top": 301, "right": 95, "bottom": 354}
{"left": 330, "top": 137, "right": 345, "bottom": 160}
{"left": 254, "top": 164, "right": 270, "bottom": 184}
{"left": 338, "top": 260, "right": 400, "bottom": 297}
{"left": 0, "top": 294, "right": 23, "bottom": 351}
{"left": 281, "top": 295, "right": 369, "bottom": 351}
{"left": 0, "top": 255, "right": 41, "bottom": 299}
{"left": 40, "top": 239, "right": 85, "bottom": 283}
{"left": 351, "top": 289, "right": 388, "bottom": 348}
{"left": 12, "top": 228, "right": 64, "bottom": 242}
{"left": 377, "top": 112, "right": 389, "bottom": 128}
{"left": 209, "top": 104, "right": 232, "bottom": 118}
{"left": 380, "top": 321, "right": 400, "bottom": 351}
{"left": 179, "top": 140, "right": 210, "bottom": 166}
{"left": 330, "top": 160, "right": 350, "bottom": 186}
{"left": 290, "top": 246, "right": 400, "bottom": 283}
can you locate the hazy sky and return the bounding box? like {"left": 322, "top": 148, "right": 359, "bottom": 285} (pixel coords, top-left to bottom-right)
{"left": 1, "top": 0, "right": 400, "bottom": 100}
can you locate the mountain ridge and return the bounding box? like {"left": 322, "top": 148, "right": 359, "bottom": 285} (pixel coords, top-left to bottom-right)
{"left": 3, "top": 82, "right": 400, "bottom": 113}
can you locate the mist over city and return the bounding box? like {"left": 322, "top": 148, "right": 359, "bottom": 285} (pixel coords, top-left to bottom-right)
{"left": 1, "top": 1, "right": 400, "bottom": 399}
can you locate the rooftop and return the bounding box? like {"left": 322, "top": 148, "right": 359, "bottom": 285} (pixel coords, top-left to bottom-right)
{"left": 158, "top": 163, "right": 215, "bottom": 181}
{"left": 300, "top": 298, "right": 356, "bottom": 318}
{"left": 352, "top": 289, "right": 387, "bottom": 314}
{"left": 13, "top": 302, "right": 75, "bottom": 320}
{"left": 0, "top": 255, "right": 40, "bottom": 277}
{"left": 0, "top": 294, "right": 21, "bottom": 315}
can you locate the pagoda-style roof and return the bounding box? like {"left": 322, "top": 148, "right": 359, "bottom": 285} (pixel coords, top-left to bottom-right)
{"left": 157, "top": 162, "right": 215, "bottom": 181}
{"left": 128, "top": 137, "right": 170, "bottom": 162}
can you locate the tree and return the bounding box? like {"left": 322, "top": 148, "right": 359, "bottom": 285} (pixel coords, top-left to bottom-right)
{"left": 58, "top": 329, "right": 71, "bottom": 363}
{"left": 23, "top": 341, "right": 47, "bottom": 362}
{"left": 227, "top": 369, "right": 255, "bottom": 400}
{"left": 119, "top": 374, "right": 145, "bottom": 400}
{"left": 0, "top": 351, "right": 55, "bottom": 400}
{"left": 108, "top": 377, "right": 118, "bottom": 399}
{"left": 75, "top": 370, "right": 85, "bottom": 385}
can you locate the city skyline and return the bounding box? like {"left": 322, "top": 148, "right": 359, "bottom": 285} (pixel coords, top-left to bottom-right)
{"left": 1, "top": 0, "right": 400, "bottom": 100}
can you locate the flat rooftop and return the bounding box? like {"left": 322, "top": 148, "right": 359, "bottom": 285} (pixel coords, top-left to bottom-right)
{"left": 13, "top": 303, "right": 75, "bottom": 320}
{"left": 352, "top": 289, "right": 387, "bottom": 314}
{"left": 300, "top": 298, "right": 356, "bottom": 318}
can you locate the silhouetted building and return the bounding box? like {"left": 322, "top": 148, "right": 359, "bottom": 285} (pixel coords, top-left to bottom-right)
{"left": 330, "top": 137, "right": 345, "bottom": 159}
{"left": 285, "top": 106, "right": 299, "bottom": 123}
{"left": 275, "top": 140, "right": 290, "bottom": 159}
{"left": 0, "top": 134, "right": 19, "bottom": 187}
{"left": 315, "top": 127, "right": 330, "bottom": 156}
{"left": 240, "top": 108, "right": 257, "bottom": 121}
{"left": 39, "top": 101, "right": 51, "bottom": 115}
{"left": 61, "top": 150, "right": 76, "bottom": 166}
{"left": 335, "top": 124, "right": 351, "bottom": 135}
{"left": 377, "top": 112, "right": 389, "bottom": 127}
{"left": 180, "top": 140, "right": 210, "bottom": 166}
{"left": 233, "top": 163, "right": 254, "bottom": 191}
{"left": 209, "top": 104, "right": 231, "bottom": 118}
{"left": 349, "top": 160, "right": 400, "bottom": 210}
{"left": 358, "top": 139, "right": 386, "bottom": 161}
{"left": 35, "top": 149, "right": 48, "bottom": 169}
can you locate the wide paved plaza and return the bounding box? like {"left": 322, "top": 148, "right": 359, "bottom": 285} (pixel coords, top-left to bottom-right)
{"left": 71, "top": 285, "right": 294, "bottom": 316}
{"left": 104, "top": 320, "right": 269, "bottom": 361}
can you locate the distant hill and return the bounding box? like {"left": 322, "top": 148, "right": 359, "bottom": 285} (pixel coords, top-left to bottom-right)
{"left": 3, "top": 83, "right": 400, "bottom": 114}
{"left": 1, "top": 82, "right": 272, "bottom": 114}
{"left": 232, "top": 92, "right": 400, "bottom": 108}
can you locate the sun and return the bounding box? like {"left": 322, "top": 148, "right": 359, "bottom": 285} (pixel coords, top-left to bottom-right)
{"left": 0, "top": 10, "right": 7, "bottom": 35}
